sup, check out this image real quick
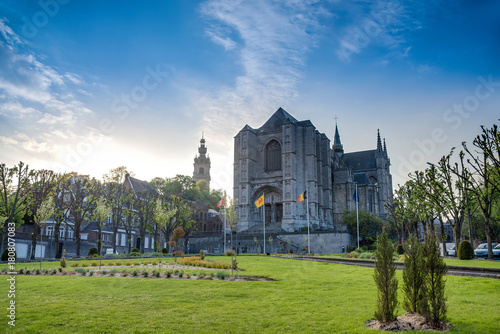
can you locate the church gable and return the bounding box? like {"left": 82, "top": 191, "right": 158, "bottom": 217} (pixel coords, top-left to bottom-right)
{"left": 257, "top": 107, "right": 298, "bottom": 133}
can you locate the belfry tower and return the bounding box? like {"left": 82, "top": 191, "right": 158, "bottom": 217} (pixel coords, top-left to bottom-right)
{"left": 193, "top": 134, "right": 211, "bottom": 189}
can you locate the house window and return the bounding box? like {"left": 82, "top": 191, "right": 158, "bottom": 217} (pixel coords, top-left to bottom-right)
{"left": 265, "top": 140, "right": 281, "bottom": 171}
{"left": 68, "top": 228, "right": 74, "bottom": 239}
{"left": 199, "top": 167, "right": 204, "bottom": 175}
{"left": 59, "top": 227, "right": 64, "bottom": 238}
{"left": 46, "top": 226, "right": 53, "bottom": 236}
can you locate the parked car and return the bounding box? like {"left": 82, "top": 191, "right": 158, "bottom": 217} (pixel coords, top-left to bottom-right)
{"left": 474, "top": 243, "right": 499, "bottom": 258}
{"left": 447, "top": 245, "right": 455, "bottom": 257}
{"left": 493, "top": 244, "right": 500, "bottom": 259}
{"left": 105, "top": 249, "right": 119, "bottom": 255}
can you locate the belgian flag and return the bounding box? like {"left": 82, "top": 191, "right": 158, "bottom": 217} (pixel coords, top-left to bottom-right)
{"left": 296, "top": 190, "right": 306, "bottom": 203}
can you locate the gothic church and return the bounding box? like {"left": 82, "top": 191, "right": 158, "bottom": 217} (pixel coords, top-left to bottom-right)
{"left": 233, "top": 108, "right": 392, "bottom": 232}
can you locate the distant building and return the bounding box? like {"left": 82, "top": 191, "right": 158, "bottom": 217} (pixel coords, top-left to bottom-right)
{"left": 193, "top": 135, "right": 211, "bottom": 189}
{"left": 233, "top": 107, "right": 393, "bottom": 233}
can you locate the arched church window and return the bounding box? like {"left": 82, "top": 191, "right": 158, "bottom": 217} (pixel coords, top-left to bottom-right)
{"left": 265, "top": 140, "right": 281, "bottom": 171}
{"left": 199, "top": 167, "right": 204, "bottom": 175}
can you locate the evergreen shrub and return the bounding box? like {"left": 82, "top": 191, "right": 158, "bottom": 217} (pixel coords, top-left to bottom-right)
{"left": 87, "top": 247, "right": 98, "bottom": 257}
{"left": 458, "top": 240, "right": 474, "bottom": 260}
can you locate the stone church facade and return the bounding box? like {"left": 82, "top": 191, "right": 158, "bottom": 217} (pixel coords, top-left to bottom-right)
{"left": 233, "top": 108, "right": 392, "bottom": 233}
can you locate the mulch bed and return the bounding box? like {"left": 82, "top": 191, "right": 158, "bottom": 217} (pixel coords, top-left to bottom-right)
{"left": 366, "top": 313, "right": 451, "bottom": 332}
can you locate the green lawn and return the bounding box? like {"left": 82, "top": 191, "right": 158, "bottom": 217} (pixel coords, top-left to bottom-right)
{"left": 1, "top": 256, "right": 499, "bottom": 333}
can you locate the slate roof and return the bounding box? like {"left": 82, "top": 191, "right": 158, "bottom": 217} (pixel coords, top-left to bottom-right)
{"left": 257, "top": 107, "right": 299, "bottom": 132}
{"left": 353, "top": 172, "right": 371, "bottom": 185}
{"left": 342, "top": 150, "right": 377, "bottom": 171}
{"left": 126, "top": 175, "right": 157, "bottom": 195}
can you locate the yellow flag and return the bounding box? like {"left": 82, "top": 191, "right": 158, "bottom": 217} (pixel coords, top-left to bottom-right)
{"left": 255, "top": 194, "right": 264, "bottom": 208}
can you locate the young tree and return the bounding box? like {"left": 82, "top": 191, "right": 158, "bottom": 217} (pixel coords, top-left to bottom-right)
{"left": 463, "top": 138, "right": 498, "bottom": 259}
{"left": 402, "top": 234, "right": 428, "bottom": 316}
{"left": 52, "top": 173, "right": 72, "bottom": 258}
{"left": 0, "top": 162, "right": 31, "bottom": 253}
{"left": 168, "top": 226, "right": 185, "bottom": 261}
{"left": 95, "top": 197, "right": 111, "bottom": 257}
{"left": 34, "top": 197, "right": 55, "bottom": 270}
{"left": 342, "top": 209, "right": 383, "bottom": 248}
{"left": 133, "top": 190, "right": 157, "bottom": 253}
{"left": 224, "top": 197, "right": 238, "bottom": 275}
{"left": 28, "top": 169, "right": 57, "bottom": 259}
{"left": 65, "top": 175, "right": 98, "bottom": 257}
{"left": 373, "top": 228, "right": 398, "bottom": 323}
{"left": 154, "top": 198, "right": 175, "bottom": 270}
{"left": 424, "top": 231, "right": 448, "bottom": 326}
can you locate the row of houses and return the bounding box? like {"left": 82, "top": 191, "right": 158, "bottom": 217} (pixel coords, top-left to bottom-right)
{"left": 13, "top": 174, "right": 224, "bottom": 259}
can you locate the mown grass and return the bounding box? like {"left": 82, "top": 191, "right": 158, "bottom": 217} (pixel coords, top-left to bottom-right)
{"left": 0, "top": 256, "right": 499, "bottom": 333}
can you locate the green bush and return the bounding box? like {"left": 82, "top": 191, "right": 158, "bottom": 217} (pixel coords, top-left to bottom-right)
{"left": 60, "top": 250, "right": 67, "bottom": 268}
{"left": 129, "top": 251, "right": 140, "bottom": 257}
{"left": 458, "top": 240, "right": 474, "bottom": 260}
{"left": 200, "top": 249, "right": 205, "bottom": 260}
{"left": 87, "top": 247, "right": 98, "bottom": 257}
{"left": 1, "top": 248, "right": 15, "bottom": 261}
{"left": 132, "top": 248, "right": 140, "bottom": 253}
{"left": 162, "top": 248, "right": 168, "bottom": 254}
{"left": 396, "top": 244, "right": 404, "bottom": 255}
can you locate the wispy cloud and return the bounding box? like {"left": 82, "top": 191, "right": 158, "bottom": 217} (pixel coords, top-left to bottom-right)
{"left": 0, "top": 18, "right": 102, "bottom": 168}
{"left": 197, "top": 0, "right": 327, "bottom": 147}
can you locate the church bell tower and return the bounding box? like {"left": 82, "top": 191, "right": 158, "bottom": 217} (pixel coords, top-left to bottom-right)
{"left": 193, "top": 134, "right": 211, "bottom": 189}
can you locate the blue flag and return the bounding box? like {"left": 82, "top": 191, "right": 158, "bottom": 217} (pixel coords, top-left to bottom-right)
{"left": 352, "top": 188, "right": 359, "bottom": 202}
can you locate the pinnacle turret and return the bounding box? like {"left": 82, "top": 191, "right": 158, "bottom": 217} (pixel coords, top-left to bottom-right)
{"left": 332, "top": 123, "right": 344, "bottom": 154}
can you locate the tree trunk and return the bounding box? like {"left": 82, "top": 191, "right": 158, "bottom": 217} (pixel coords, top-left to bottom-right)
{"left": 97, "top": 224, "right": 102, "bottom": 255}
{"left": 485, "top": 217, "right": 493, "bottom": 259}
{"left": 75, "top": 229, "right": 81, "bottom": 257}
{"left": 30, "top": 225, "right": 39, "bottom": 259}
{"left": 440, "top": 220, "right": 447, "bottom": 257}
{"left": 453, "top": 225, "right": 461, "bottom": 258}
{"left": 54, "top": 223, "right": 61, "bottom": 258}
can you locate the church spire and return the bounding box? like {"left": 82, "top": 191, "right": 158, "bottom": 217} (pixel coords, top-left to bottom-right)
{"left": 198, "top": 134, "right": 207, "bottom": 158}
{"left": 376, "top": 129, "right": 383, "bottom": 153}
{"left": 332, "top": 121, "right": 344, "bottom": 154}
{"left": 383, "top": 138, "right": 388, "bottom": 157}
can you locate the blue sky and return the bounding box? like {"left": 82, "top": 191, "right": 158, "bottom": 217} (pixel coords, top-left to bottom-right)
{"left": 0, "top": 0, "right": 499, "bottom": 195}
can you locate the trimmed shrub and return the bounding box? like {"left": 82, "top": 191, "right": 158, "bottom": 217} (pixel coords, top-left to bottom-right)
{"left": 129, "top": 251, "right": 140, "bottom": 257}
{"left": 1, "top": 248, "right": 15, "bottom": 261}
{"left": 396, "top": 244, "right": 404, "bottom": 255}
{"left": 424, "top": 232, "right": 448, "bottom": 325}
{"left": 90, "top": 261, "right": 99, "bottom": 267}
{"left": 88, "top": 247, "right": 98, "bottom": 257}
{"left": 60, "top": 250, "right": 67, "bottom": 268}
{"left": 162, "top": 248, "right": 168, "bottom": 254}
{"left": 80, "top": 261, "right": 89, "bottom": 267}
{"left": 200, "top": 249, "right": 205, "bottom": 260}
{"left": 107, "top": 260, "right": 115, "bottom": 266}
{"left": 151, "top": 259, "right": 158, "bottom": 266}
{"left": 374, "top": 228, "right": 398, "bottom": 323}
{"left": 131, "top": 248, "right": 140, "bottom": 253}
{"left": 115, "top": 260, "right": 122, "bottom": 266}
{"left": 125, "top": 260, "right": 132, "bottom": 266}
{"left": 402, "top": 234, "right": 428, "bottom": 316}
{"left": 458, "top": 240, "right": 474, "bottom": 260}
{"left": 70, "top": 261, "right": 80, "bottom": 267}
{"left": 142, "top": 260, "right": 150, "bottom": 266}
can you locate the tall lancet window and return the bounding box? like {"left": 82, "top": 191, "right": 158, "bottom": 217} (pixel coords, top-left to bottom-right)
{"left": 265, "top": 140, "right": 281, "bottom": 171}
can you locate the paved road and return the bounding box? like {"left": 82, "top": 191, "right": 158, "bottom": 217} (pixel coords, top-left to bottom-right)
{"left": 294, "top": 256, "right": 500, "bottom": 279}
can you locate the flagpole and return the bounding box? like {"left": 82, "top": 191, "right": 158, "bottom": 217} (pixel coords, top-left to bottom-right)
{"left": 306, "top": 190, "right": 310, "bottom": 254}
{"left": 223, "top": 206, "right": 226, "bottom": 254}
{"left": 355, "top": 183, "right": 360, "bottom": 251}
{"left": 262, "top": 194, "right": 266, "bottom": 254}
